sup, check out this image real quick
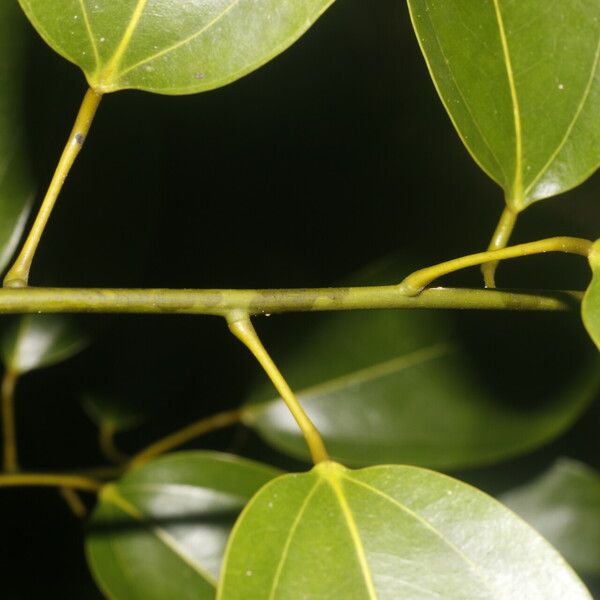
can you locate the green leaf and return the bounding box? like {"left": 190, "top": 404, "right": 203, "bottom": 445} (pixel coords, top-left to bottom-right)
{"left": 0, "top": 314, "right": 89, "bottom": 374}
{"left": 18, "top": 0, "right": 335, "bottom": 95}
{"left": 582, "top": 240, "right": 600, "bottom": 350}
{"left": 86, "top": 451, "right": 280, "bottom": 600}
{"left": 0, "top": 2, "right": 34, "bottom": 273}
{"left": 407, "top": 0, "right": 600, "bottom": 211}
{"left": 219, "top": 462, "right": 590, "bottom": 599}
{"left": 245, "top": 258, "right": 600, "bottom": 469}
{"left": 82, "top": 392, "right": 145, "bottom": 433}
{"left": 502, "top": 458, "right": 600, "bottom": 578}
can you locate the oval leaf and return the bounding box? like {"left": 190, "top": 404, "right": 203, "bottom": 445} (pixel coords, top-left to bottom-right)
{"left": 18, "top": 0, "right": 335, "bottom": 95}
{"left": 219, "top": 462, "right": 590, "bottom": 599}
{"left": 0, "top": 314, "right": 89, "bottom": 374}
{"left": 582, "top": 239, "right": 600, "bottom": 350}
{"left": 407, "top": 0, "right": 600, "bottom": 210}
{"left": 0, "top": 2, "right": 34, "bottom": 273}
{"left": 502, "top": 458, "right": 600, "bottom": 577}
{"left": 86, "top": 451, "right": 280, "bottom": 600}
{"left": 244, "top": 259, "right": 600, "bottom": 469}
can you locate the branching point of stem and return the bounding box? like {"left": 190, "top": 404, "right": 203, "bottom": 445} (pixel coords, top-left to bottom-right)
{"left": 400, "top": 237, "right": 592, "bottom": 295}
{"left": 226, "top": 311, "right": 329, "bottom": 464}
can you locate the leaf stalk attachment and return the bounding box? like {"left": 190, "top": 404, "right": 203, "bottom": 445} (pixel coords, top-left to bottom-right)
{"left": 226, "top": 311, "right": 329, "bottom": 464}
{"left": 4, "top": 87, "right": 102, "bottom": 288}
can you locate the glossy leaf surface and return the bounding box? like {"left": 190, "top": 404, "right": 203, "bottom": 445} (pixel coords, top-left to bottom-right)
{"left": 502, "top": 458, "right": 600, "bottom": 577}
{"left": 0, "top": 2, "right": 33, "bottom": 273}
{"left": 86, "top": 452, "right": 280, "bottom": 599}
{"left": 0, "top": 314, "right": 89, "bottom": 374}
{"left": 18, "top": 0, "right": 335, "bottom": 95}
{"left": 407, "top": 0, "right": 600, "bottom": 210}
{"left": 219, "top": 463, "right": 590, "bottom": 599}
{"left": 582, "top": 240, "right": 600, "bottom": 350}
{"left": 245, "top": 261, "right": 600, "bottom": 469}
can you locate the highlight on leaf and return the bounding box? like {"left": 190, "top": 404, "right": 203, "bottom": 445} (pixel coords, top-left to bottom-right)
{"left": 18, "top": 0, "right": 336, "bottom": 95}
{"left": 218, "top": 462, "right": 591, "bottom": 599}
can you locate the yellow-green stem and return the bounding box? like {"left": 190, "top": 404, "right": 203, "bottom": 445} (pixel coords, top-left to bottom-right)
{"left": 227, "top": 311, "right": 329, "bottom": 464}
{"left": 130, "top": 408, "right": 243, "bottom": 468}
{"left": 0, "top": 473, "right": 103, "bottom": 493}
{"left": 4, "top": 88, "right": 103, "bottom": 288}
{"left": 1, "top": 369, "right": 19, "bottom": 472}
{"left": 481, "top": 206, "right": 518, "bottom": 288}
{"left": 400, "top": 237, "right": 592, "bottom": 296}
{"left": 99, "top": 422, "right": 129, "bottom": 464}
{"left": 59, "top": 488, "right": 88, "bottom": 518}
{"left": 0, "top": 286, "right": 582, "bottom": 314}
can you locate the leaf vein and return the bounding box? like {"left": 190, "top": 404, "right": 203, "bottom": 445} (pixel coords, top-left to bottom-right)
{"left": 523, "top": 33, "right": 600, "bottom": 199}
{"left": 78, "top": 0, "right": 100, "bottom": 70}
{"left": 268, "top": 479, "right": 322, "bottom": 600}
{"left": 327, "top": 475, "right": 377, "bottom": 600}
{"left": 342, "top": 476, "right": 499, "bottom": 599}
{"left": 493, "top": 0, "right": 523, "bottom": 204}
{"left": 105, "top": 487, "right": 218, "bottom": 587}
{"left": 115, "top": 0, "right": 242, "bottom": 81}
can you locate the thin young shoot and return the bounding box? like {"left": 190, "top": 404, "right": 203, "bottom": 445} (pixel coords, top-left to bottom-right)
{"left": 400, "top": 236, "right": 592, "bottom": 296}
{"left": 1, "top": 368, "right": 19, "bottom": 472}
{"left": 3, "top": 88, "right": 102, "bottom": 288}
{"left": 226, "top": 310, "right": 329, "bottom": 464}
{"left": 0, "top": 473, "right": 103, "bottom": 493}
{"left": 129, "top": 408, "right": 243, "bottom": 467}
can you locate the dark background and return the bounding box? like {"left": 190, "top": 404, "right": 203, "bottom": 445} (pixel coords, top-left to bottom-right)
{"left": 2, "top": 1, "right": 599, "bottom": 597}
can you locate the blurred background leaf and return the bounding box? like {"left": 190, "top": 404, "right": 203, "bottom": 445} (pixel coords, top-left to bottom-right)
{"left": 501, "top": 458, "right": 600, "bottom": 580}
{"left": 243, "top": 257, "right": 600, "bottom": 468}
{"left": 0, "top": 0, "right": 35, "bottom": 277}
{"left": 1, "top": 314, "right": 89, "bottom": 375}
{"left": 86, "top": 452, "right": 280, "bottom": 600}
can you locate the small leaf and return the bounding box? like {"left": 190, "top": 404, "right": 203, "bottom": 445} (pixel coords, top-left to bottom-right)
{"left": 0, "top": 2, "right": 34, "bottom": 273}
{"left": 582, "top": 239, "right": 600, "bottom": 350}
{"left": 0, "top": 314, "right": 89, "bottom": 374}
{"left": 407, "top": 0, "right": 600, "bottom": 210}
{"left": 245, "top": 258, "right": 600, "bottom": 469}
{"left": 82, "top": 392, "right": 145, "bottom": 433}
{"left": 86, "top": 451, "right": 280, "bottom": 600}
{"left": 18, "top": 0, "right": 335, "bottom": 95}
{"left": 219, "top": 462, "right": 590, "bottom": 599}
{"left": 502, "top": 458, "right": 600, "bottom": 577}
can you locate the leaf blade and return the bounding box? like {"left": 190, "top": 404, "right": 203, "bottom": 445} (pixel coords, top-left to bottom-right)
{"left": 407, "top": 0, "right": 600, "bottom": 209}
{"left": 86, "top": 452, "right": 280, "bottom": 600}
{"left": 219, "top": 463, "right": 591, "bottom": 599}
{"left": 582, "top": 240, "right": 600, "bottom": 350}
{"left": 19, "top": 0, "right": 336, "bottom": 95}
{"left": 502, "top": 458, "right": 600, "bottom": 577}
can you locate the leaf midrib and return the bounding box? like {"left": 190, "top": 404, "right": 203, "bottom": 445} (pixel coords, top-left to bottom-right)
{"left": 342, "top": 474, "right": 499, "bottom": 600}
{"left": 492, "top": 0, "right": 523, "bottom": 206}
{"left": 104, "top": 486, "right": 219, "bottom": 588}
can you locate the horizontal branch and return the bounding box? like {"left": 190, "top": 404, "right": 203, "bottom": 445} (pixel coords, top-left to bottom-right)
{"left": 0, "top": 286, "right": 583, "bottom": 315}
